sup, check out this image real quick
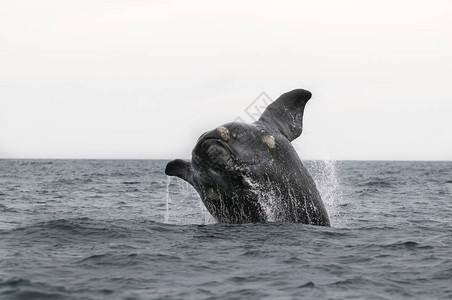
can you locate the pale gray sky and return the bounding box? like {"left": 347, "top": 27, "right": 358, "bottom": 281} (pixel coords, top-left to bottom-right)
{"left": 1, "top": 0, "right": 451, "bottom": 160}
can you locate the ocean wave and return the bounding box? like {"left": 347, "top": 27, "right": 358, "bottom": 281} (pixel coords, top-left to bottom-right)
{"left": 50, "top": 178, "right": 95, "bottom": 185}
{"left": 0, "top": 277, "right": 69, "bottom": 300}
{"left": 7, "top": 218, "right": 133, "bottom": 241}
{"left": 0, "top": 204, "right": 17, "bottom": 213}
{"left": 357, "top": 179, "right": 393, "bottom": 188}
{"left": 329, "top": 276, "right": 375, "bottom": 287}
{"left": 5, "top": 218, "right": 194, "bottom": 240}
{"left": 73, "top": 252, "right": 168, "bottom": 267}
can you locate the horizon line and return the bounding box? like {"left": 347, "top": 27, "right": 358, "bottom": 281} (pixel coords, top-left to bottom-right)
{"left": 0, "top": 157, "right": 451, "bottom": 162}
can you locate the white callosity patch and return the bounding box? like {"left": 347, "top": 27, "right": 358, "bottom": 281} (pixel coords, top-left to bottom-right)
{"left": 207, "top": 187, "right": 220, "bottom": 201}
{"left": 217, "top": 126, "right": 230, "bottom": 141}
{"left": 191, "top": 150, "right": 201, "bottom": 163}
{"left": 262, "top": 135, "right": 275, "bottom": 148}
{"left": 232, "top": 132, "right": 247, "bottom": 139}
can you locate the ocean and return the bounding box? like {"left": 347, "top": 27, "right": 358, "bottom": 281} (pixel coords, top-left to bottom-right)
{"left": 0, "top": 159, "right": 451, "bottom": 299}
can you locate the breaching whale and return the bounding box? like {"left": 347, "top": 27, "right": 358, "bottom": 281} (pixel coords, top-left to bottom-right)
{"left": 165, "top": 89, "right": 330, "bottom": 226}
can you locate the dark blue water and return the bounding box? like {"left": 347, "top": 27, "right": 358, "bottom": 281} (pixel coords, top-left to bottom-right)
{"left": 1, "top": 160, "right": 451, "bottom": 299}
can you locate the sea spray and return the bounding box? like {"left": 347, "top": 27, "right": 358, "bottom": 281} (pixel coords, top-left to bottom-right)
{"left": 164, "top": 176, "right": 173, "bottom": 223}
{"left": 165, "top": 176, "right": 215, "bottom": 224}
{"left": 306, "top": 160, "right": 347, "bottom": 227}
{"left": 242, "top": 175, "right": 278, "bottom": 222}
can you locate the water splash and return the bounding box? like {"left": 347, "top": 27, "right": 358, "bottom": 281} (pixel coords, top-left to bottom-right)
{"left": 243, "top": 175, "right": 280, "bottom": 222}
{"left": 165, "top": 176, "right": 215, "bottom": 225}
{"left": 306, "top": 160, "right": 347, "bottom": 227}
{"left": 164, "top": 161, "right": 346, "bottom": 227}
{"left": 164, "top": 176, "right": 173, "bottom": 224}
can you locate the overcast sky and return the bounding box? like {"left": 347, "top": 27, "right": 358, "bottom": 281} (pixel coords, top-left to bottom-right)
{"left": 1, "top": 0, "right": 451, "bottom": 160}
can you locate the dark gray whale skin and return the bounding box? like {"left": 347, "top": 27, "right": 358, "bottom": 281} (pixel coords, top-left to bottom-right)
{"left": 165, "top": 89, "right": 330, "bottom": 226}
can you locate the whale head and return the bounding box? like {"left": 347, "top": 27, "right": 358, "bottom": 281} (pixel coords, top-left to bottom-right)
{"left": 191, "top": 122, "right": 275, "bottom": 173}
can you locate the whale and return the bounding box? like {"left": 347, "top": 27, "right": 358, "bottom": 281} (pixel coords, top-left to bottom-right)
{"left": 165, "top": 89, "right": 330, "bottom": 226}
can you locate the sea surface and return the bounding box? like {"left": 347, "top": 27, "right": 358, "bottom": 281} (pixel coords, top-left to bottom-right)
{"left": 0, "top": 159, "right": 451, "bottom": 299}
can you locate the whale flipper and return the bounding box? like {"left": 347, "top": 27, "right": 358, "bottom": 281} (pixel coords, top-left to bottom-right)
{"left": 258, "top": 89, "right": 312, "bottom": 141}
{"left": 165, "top": 159, "right": 194, "bottom": 185}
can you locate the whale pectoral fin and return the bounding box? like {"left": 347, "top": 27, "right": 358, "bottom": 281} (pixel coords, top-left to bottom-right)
{"left": 165, "top": 159, "right": 195, "bottom": 186}
{"left": 258, "top": 89, "right": 312, "bottom": 141}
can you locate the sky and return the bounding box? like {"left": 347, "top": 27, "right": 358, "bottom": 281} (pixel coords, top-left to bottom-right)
{"left": 1, "top": 0, "right": 451, "bottom": 160}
